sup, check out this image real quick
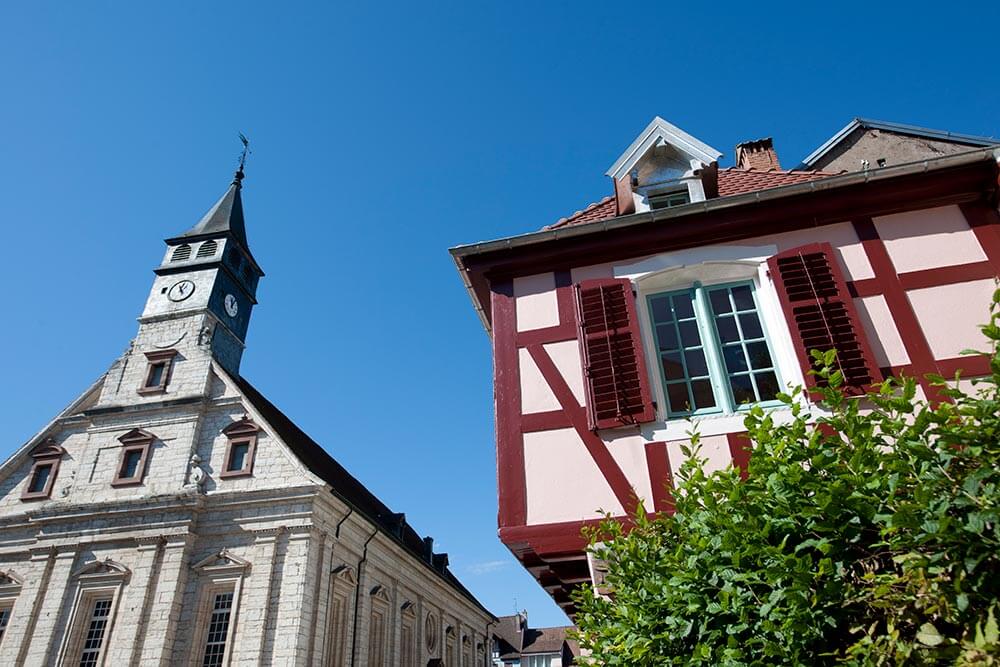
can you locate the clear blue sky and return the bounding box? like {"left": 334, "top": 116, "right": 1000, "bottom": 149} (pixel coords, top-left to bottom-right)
{"left": 2, "top": 2, "right": 998, "bottom": 627}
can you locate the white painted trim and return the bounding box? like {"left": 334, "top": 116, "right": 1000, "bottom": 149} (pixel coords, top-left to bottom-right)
{"left": 606, "top": 116, "right": 722, "bottom": 180}
{"left": 614, "top": 246, "right": 810, "bottom": 442}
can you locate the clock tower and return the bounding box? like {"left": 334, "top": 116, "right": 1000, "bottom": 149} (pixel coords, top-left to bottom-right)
{"left": 96, "top": 167, "right": 264, "bottom": 408}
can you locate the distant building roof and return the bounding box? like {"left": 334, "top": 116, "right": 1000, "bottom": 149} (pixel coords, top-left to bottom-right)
{"left": 799, "top": 117, "right": 997, "bottom": 169}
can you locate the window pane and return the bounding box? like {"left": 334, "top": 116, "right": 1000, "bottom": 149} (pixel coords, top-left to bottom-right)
{"left": 79, "top": 597, "right": 113, "bottom": 667}
{"left": 755, "top": 372, "right": 780, "bottom": 400}
{"left": 29, "top": 464, "right": 52, "bottom": 493}
{"left": 672, "top": 293, "right": 694, "bottom": 319}
{"left": 709, "top": 289, "right": 732, "bottom": 314}
{"left": 655, "top": 324, "right": 678, "bottom": 350}
{"left": 722, "top": 345, "right": 748, "bottom": 373}
{"left": 739, "top": 312, "right": 763, "bottom": 339}
{"left": 203, "top": 591, "right": 234, "bottom": 667}
{"left": 715, "top": 316, "right": 739, "bottom": 343}
{"left": 120, "top": 450, "right": 143, "bottom": 479}
{"left": 684, "top": 348, "right": 708, "bottom": 377}
{"left": 678, "top": 320, "right": 700, "bottom": 347}
{"left": 732, "top": 285, "right": 755, "bottom": 311}
{"left": 691, "top": 380, "right": 716, "bottom": 409}
{"left": 146, "top": 363, "right": 165, "bottom": 388}
{"left": 730, "top": 375, "right": 756, "bottom": 404}
{"left": 650, "top": 297, "right": 673, "bottom": 323}
{"left": 666, "top": 383, "right": 690, "bottom": 413}
{"left": 746, "top": 341, "right": 773, "bottom": 370}
{"left": 227, "top": 443, "right": 250, "bottom": 472}
{"left": 661, "top": 352, "right": 684, "bottom": 381}
{"left": 0, "top": 605, "right": 12, "bottom": 641}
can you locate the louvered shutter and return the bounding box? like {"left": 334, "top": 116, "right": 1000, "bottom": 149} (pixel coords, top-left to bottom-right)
{"left": 768, "top": 243, "right": 881, "bottom": 392}
{"left": 575, "top": 278, "right": 656, "bottom": 430}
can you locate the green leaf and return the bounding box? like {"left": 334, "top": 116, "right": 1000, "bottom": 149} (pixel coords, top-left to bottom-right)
{"left": 916, "top": 623, "right": 944, "bottom": 646}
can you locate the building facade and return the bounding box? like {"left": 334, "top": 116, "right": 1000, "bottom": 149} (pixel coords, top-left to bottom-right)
{"left": 0, "top": 168, "right": 494, "bottom": 666}
{"left": 451, "top": 117, "right": 1000, "bottom": 614}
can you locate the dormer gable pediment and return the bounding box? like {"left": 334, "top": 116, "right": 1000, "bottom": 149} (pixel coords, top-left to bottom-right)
{"left": 30, "top": 438, "right": 66, "bottom": 460}
{"left": 118, "top": 428, "right": 156, "bottom": 446}
{"left": 606, "top": 116, "right": 723, "bottom": 182}
{"left": 222, "top": 417, "right": 261, "bottom": 438}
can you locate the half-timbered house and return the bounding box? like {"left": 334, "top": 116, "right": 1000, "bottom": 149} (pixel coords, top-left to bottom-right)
{"left": 450, "top": 117, "right": 1000, "bottom": 615}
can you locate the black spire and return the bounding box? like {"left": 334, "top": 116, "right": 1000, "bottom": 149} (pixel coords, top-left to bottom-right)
{"left": 168, "top": 168, "right": 249, "bottom": 250}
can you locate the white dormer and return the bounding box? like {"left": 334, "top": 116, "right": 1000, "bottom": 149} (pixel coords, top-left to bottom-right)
{"left": 606, "top": 117, "right": 722, "bottom": 213}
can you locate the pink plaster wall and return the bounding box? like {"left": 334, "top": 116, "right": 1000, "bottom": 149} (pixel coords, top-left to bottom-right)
{"left": 522, "top": 427, "right": 624, "bottom": 525}
{"left": 907, "top": 279, "right": 996, "bottom": 359}
{"left": 875, "top": 205, "right": 987, "bottom": 273}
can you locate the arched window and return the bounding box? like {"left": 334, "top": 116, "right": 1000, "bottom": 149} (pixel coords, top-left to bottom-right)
{"left": 196, "top": 240, "right": 218, "bottom": 258}
{"left": 171, "top": 244, "right": 192, "bottom": 262}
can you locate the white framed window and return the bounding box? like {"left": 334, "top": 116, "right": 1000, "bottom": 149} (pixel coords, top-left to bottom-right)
{"left": 56, "top": 559, "right": 130, "bottom": 667}
{"left": 646, "top": 280, "right": 782, "bottom": 418}
{"left": 189, "top": 550, "right": 250, "bottom": 667}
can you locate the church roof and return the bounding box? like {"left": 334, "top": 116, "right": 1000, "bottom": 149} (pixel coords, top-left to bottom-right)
{"left": 166, "top": 169, "right": 260, "bottom": 270}
{"left": 227, "top": 370, "right": 494, "bottom": 618}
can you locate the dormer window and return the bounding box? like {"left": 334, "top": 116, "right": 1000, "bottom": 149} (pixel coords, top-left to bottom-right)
{"left": 171, "top": 244, "right": 192, "bottom": 262}
{"left": 21, "top": 438, "right": 66, "bottom": 501}
{"left": 220, "top": 417, "right": 260, "bottom": 478}
{"left": 112, "top": 429, "right": 154, "bottom": 486}
{"left": 139, "top": 349, "right": 177, "bottom": 394}
{"left": 196, "top": 240, "right": 218, "bottom": 258}
{"left": 648, "top": 189, "right": 690, "bottom": 210}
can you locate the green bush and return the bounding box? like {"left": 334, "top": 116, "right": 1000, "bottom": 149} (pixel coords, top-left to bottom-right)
{"left": 573, "top": 293, "right": 1000, "bottom": 666}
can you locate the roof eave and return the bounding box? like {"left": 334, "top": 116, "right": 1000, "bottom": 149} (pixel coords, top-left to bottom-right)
{"left": 452, "top": 146, "right": 1000, "bottom": 335}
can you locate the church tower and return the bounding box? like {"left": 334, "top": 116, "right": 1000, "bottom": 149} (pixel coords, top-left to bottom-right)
{"left": 96, "top": 167, "right": 264, "bottom": 406}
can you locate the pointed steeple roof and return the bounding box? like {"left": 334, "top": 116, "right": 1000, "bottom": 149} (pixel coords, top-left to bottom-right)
{"left": 170, "top": 168, "right": 248, "bottom": 248}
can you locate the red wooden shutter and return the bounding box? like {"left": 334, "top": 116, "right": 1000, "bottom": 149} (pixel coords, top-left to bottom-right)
{"left": 768, "top": 243, "right": 881, "bottom": 392}
{"left": 575, "top": 278, "right": 656, "bottom": 430}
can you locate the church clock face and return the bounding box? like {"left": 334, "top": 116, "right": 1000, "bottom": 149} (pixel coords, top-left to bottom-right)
{"left": 167, "top": 279, "right": 195, "bottom": 302}
{"left": 224, "top": 293, "right": 239, "bottom": 318}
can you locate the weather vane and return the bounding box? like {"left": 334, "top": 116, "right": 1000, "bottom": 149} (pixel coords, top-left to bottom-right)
{"left": 237, "top": 132, "right": 251, "bottom": 171}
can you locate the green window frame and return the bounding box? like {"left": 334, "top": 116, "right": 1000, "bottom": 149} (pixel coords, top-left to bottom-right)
{"left": 647, "top": 280, "right": 783, "bottom": 418}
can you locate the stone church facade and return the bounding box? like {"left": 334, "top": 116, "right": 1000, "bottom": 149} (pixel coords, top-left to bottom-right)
{"left": 0, "top": 168, "right": 494, "bottom": 666}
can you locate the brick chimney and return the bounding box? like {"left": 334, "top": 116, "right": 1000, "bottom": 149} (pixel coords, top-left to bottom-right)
{"left": 735, "top": 138, "right": 781, "bottom": 170}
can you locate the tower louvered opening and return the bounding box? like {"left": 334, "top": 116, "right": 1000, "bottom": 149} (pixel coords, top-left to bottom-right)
{"left": 171, "top": 244, "right": 192, "bottom": 262}
{"left": 196, "top": 240, "right": 218, "bottom": 258}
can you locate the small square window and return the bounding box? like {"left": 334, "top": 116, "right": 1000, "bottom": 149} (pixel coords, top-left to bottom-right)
{"left": 138, "top": 349, "right": 177, "bottom": 395}
{"left": 648, "top": 190, "right": 690, "bottom": 210}
{"left": 27, "top": 464, "right": 53, "bottom": 495}
{"left": 112, "top": 429, "right": 155, "bottom": 487}
{"left": 220, "top": 418, "right": 261, "bottom": 480}
{"left": 221, "top": 438, "right": 255, "bottom": 477}
{"left": 21, "top": 440, "right": 64, "bottom": 501}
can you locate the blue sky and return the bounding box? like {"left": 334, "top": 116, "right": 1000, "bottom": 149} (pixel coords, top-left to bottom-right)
{"left": 1, "top": 2, "right": 998, "bottom": 627}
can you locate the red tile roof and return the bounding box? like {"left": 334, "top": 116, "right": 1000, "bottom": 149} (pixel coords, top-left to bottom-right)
{"left": 547, "top": 169, "right": 835, "bottom": 229}
{"left": 547, "top": 196, "right": 617, "bottom": 229}
{"left": 716, "top": 167, "right": 833, "bottom": 197}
